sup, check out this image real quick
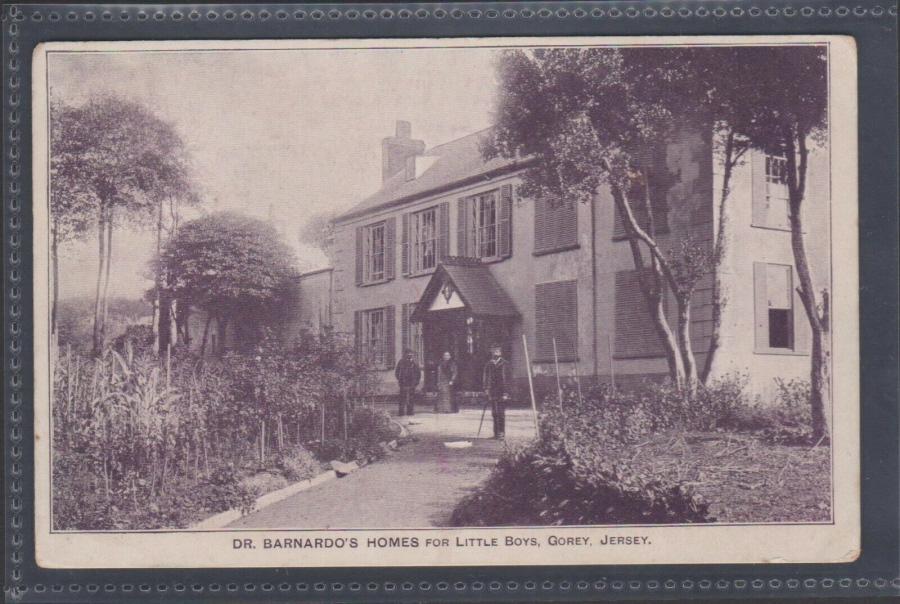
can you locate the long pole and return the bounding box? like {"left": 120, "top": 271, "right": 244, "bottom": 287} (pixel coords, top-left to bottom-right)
{"left": 552, "top": 337, "right": 564, "bottom": 413}
{"left": 522, "top": 334, "right": 540, "bottom": 438}
{"left": 573, "top": 361, "right": 584, "bottom": 406}
{"left": 607, "top": 333, "right": 616, "bottom": 390}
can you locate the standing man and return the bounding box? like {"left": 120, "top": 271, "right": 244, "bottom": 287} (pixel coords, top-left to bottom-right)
{"left": 436, "top": 351, "right": 459, "bottom": 413}
{"left": 483, "top": 343, "right": 511, "bottom": 439}
{"left": 394, "top": 348, "right": 421, "bottom": 416}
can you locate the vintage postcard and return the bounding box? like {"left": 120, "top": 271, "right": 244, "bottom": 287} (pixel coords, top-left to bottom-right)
{"left": 32, "top": 35, "right": 859, "bottom": 569}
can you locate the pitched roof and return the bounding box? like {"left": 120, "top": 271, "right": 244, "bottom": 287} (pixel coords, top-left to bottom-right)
{"left": 411, "top": 257, "right": 519, "bottom": 322}
{"left": 336, "top": 129, "right": 529, "bottom": 223}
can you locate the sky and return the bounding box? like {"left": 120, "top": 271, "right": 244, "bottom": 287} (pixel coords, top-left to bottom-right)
{"left": 49, "top": 47, "right": 499, "bottom": 300}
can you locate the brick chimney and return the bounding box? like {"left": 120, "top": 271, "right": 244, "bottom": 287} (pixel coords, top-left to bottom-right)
{"left": 382, "top": 120, "right": 425, "bottom": 183}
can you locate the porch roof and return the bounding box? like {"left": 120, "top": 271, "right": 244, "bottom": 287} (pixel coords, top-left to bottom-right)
{"left": 411, "top": 257, "right": 520, "bottom": 322}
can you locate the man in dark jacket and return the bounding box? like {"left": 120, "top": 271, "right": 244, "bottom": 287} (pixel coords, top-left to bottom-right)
{"left": 483, "top": 344, "right": 511, "bottom": 439}
{"left": 395, "top": 348, "right": 421, "bottom": 416}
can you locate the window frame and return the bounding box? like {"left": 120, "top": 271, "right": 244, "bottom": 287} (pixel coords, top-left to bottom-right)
{"left": 363, "top": 221, "right": 387, "bottom": 284}
{"left": 410, "top": 206, "right": 438, "bottom": 275}
{"left": 361, "top": 307, "right": 386, "bottom": 368}
{"left": 764, "top": 151, "right": 792, "bottom": 231}
{"left": 469, "top": 190, "right": 501, "bottom": 262}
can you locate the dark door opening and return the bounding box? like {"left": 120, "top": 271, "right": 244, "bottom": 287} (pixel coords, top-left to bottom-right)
{"left": 422, "top": 310, "right": 512, "bottom": 394}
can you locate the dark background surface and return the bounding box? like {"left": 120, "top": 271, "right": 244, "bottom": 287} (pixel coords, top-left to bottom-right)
{"left": 3, "top": 1, "right": 897, "bottom": 601}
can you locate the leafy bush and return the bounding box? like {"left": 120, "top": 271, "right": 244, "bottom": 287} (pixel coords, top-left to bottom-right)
{"left": 198, "top": 465, "right": 257, "bottom": 516}
{"left": 274, "top": 446, "right": 324, "bottom": 482}
{"left": 348, "top": 405, "right": 397, "bottom": 443}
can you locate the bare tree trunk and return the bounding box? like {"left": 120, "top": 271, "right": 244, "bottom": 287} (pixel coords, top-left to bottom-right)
{"left": 785, "top": 128, "right": 830, "bottom": 441}
{"left": 199, "top": 314, "right": 213, "bottom": 357}
{"left": 152, "top": 201, "right": 163, "bottom": 354}
{"left": 91, "top": 210, "right": 107, "bottom": 357}
{"left": 610, "top": 184, "right": 685, "bottom": 387}
{"left": 99, "top": 209, "right": 114, "bottom": 350}
{"left": 675, "top": 294, "right": 698, "bottom": 395}
{"left": 701, "top": 130, "right": 741, "bottom": 384}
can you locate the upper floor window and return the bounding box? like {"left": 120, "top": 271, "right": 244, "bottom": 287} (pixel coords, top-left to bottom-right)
{"left": 355, "top": 217, "right": 396, "bottom": 286}
{"left": 364, "top": 222, "right": 386, "bottom": 282}
{"left": 534, "top": 197, "right": 578, "bottom": 255}
{"left": 410, "top": 207, "right": 437, "bottom": 274}
{"left": 752, "top": 150, "right": 791, "bottom": 231}
{"left": 457, "top": 185, "right": 512, "bottom": 261}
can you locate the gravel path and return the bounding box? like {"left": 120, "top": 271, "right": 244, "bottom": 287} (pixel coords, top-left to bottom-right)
{"left": 226, "top": 410, "right": 534, "bottom": 529}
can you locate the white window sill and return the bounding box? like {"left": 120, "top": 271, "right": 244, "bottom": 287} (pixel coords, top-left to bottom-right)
{"left": 753, "top": 347, "right": 810, "bottom": 356}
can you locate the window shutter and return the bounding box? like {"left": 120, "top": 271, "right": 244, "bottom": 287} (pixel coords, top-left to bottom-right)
{"left": 354, "top": 310, "right": 362, "bottom": 362}
{"left": 534, "top": 197, "right": 548, "bottom": 252}
{"left": 614, "top": 270, "right": 669, "bottom": 359}
{"left": 384, "top": 304, "right": 396, "bottom": 370}
{"left": 499, "top": 184, "right": 513, "bottom": 258}
{"left": 439, "top": 202, "right": 450, "bottom": 263}
{"left": 751, "top": 150, "right": 768, "bottom": 228}
{"left": 793, "top": 271, "right": 812, "bottom": 354}
{"left": 401, "top": 303, "right": 410, "bottom": 352}
{"left": 355, "top": 226, "right": 363, "bottom": 285}
{"left": 401, "top": 212, "right": 410, "bottom": 276}
{"left": 384, "top": 217, "right": 396, "bottom": 280}
{"left": 457, "top": 197, "right": 468, "bottom": 257}
{"left": 535, "top": 281, "right": 578, "bottom": 361}
{"left": 559, "top": 201, "right": 578, "bottom": 248}
{"left": 753, "top": 262, "right": 769, "bottom": 350}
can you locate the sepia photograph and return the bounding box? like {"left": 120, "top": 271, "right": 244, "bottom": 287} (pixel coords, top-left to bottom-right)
{"left": 32, "top": 36, "right": 859, "bottom": 568}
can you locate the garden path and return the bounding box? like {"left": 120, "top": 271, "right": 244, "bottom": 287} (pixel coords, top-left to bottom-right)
{"left": 226, "top": 409, "right": 536, "bottom": 529}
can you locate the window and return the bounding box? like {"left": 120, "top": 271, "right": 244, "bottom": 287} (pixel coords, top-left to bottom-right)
{"left": 458, "top": 185, "right": 512, "bottom": 260}
{"left": 356, "top": 305, "right": 396, "bottom": 369}
{"left": 410, "top": 207, "right": 437, "bottom": 274}
{"left": 471, "top": 191, "right": 499, "bottom": 260}
{"left": 752, "top": 151, "right": 791, "bottom": 230}
{"left": 535, "top": 280, "right": 578, "bottom": 362}
{"left": 764, "top": 153, "right": 791, "bottom": 230}
{"left": 361, "top": 308, "right": 385, "bottom": 367}
{"left": 534, "top": 198, "right": 578, "bottom": 255}
{"left": 753, "top": 262, "right": 808, "bottom": 353}
{"left": 364, "top": 223, "right": 386, "bottom": 283}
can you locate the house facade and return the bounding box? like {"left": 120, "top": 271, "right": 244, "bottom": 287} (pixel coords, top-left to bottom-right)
{"left": 322, "top": 120, "right": 830, "bottom": 404}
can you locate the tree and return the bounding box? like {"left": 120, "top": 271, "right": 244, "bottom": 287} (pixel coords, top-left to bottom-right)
{"left": 298, "top": 210, "right": 337, "bottom": 252}
{"left": 158, "top": 212, "right": 297, "bottom": 356}
{"left": 714, "top": 46, "right": 830, "bottom": 439}
{"left": 50, "top": 97, "right": 196, "bottom": 356}
{"left": 486, "top": 48, "right": 721, "bottom": 394}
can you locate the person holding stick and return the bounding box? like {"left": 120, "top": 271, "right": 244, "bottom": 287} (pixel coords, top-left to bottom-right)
{"left": 482, "top": 343, "right": 511, "bottom": 439}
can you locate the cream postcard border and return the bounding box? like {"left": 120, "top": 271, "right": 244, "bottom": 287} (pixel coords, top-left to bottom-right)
{"left": 32, "top": 35, "right": 859, "bottom": 569}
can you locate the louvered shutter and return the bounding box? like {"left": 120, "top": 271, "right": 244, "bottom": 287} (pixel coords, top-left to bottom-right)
{"left": 793, "top": 269, "right": 812, "bottom": 354}
{"left": 401, "top": 303, "right": 410, "bottom": 353}
{"left": 559, "top": 201, "right": 578, "bottom": 248}
{"left": 535, "top": 281, "right": 578, "bottom": 362}
{"left": 354, "top": 310, "right": 362, "bottom": 362}
{"left": 401, "top": 212, "right": 410, "bottom": 276}
{"left": 499, "top": 184, "right": 513, "bottom": 258}
{"left": 384, "top": 304, "right": 396, "bottom": 370}
{"left": 534, "top": 197, "right": 549, "bottom": 252}
{"left": 355, "top": 226, "right": 363, "bottom": 285}
{"left": 438, "top": 202, "right": 450, "bottom": 263}
{"left": 614, "top": 270, "right": 670, "bottom": 359}
{"left": 751, "top": 150, "right": 768, "bottom": 228}
{"left": 384, "top": 217, "right": 396, "bottom": 280}
{"left": 457, "top": 197, "right": 468, "bottom": 257}
{"left": 753, "top": 262, "right": 769, "bottom": 351}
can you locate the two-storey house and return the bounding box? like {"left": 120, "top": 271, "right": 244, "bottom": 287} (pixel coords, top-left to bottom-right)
{"left": 326, "top": 119, "right": 830, "bottom": 404}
